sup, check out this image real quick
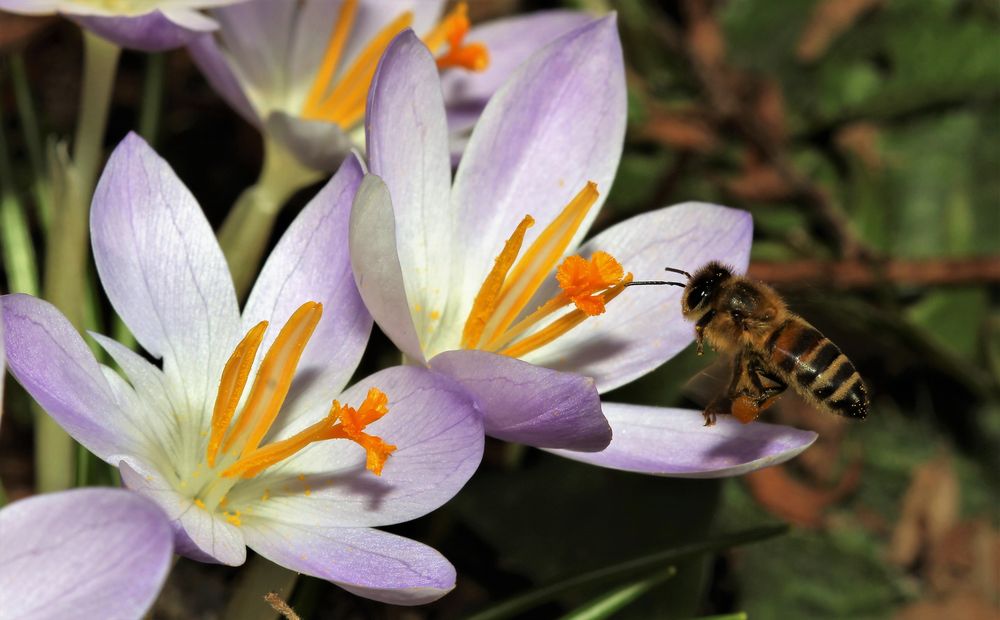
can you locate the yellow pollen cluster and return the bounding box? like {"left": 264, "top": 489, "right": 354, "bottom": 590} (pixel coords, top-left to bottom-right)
{"left": 460, "top": 183, "right": 633, "bottom": 359}
{"left": 301, "top": 0, "right": 489, "bottom": 130}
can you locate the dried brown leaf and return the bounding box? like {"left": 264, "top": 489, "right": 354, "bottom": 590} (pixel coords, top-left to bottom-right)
{"left": 836, "top": 122, "right": 885, "bottom": 171}
{"left": 894, "top": 593, "right": 998, "bottom": 620}
{"left": 887, "top": 453, "right": 960, "bottom": 568}
{"left": 724, "top": 159, "right": 795, "bottom": 202}
{"left": 753, "top": 79, "right": 788, "bottom": 145}
{"left": 796, "top": 0, "right": 884, "bottom": 63}
{"left": 744, "top": 457, "right": 862, "bottom": 528}
{"left": 642, "top": 111, "right": 719, "bottom": 152}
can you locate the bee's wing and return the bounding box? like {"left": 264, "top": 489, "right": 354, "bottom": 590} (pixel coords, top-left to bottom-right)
{"left": 681, "top": 353, "right": 735, "bottom": 409}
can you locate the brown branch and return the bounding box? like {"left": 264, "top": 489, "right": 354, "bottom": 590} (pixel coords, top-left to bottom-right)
{"left": 748, "top": 257, "right": 1000, "bottom": 289}
{"left": 668, "top": 0, "right": 876, "bottom": 260}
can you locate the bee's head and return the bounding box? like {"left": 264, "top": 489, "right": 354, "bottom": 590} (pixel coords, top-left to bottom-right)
{"left": 682, "top": 262, "right": 733, "bottom": 317}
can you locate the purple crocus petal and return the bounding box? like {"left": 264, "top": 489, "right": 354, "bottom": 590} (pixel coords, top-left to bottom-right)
{"left": 119, "top": 456, "right": 247, "bottom": 565}
{"left": 187, "top": 32, "right": 261, "bottom": 127}
{"left": 73, "top": 9, "right": 216, "bottom": 52}
{"left": 91, "top": 133, "right": 241, "bottom": 417}
{"left": 244, "top": 156, "right": 371, "bottom": 422}
{"left": 350, "top": 174, "right": 426, "bottom": 363}
{"left": 0, "top": 0, "right": 59, "bottom": 13}
{"left": 250, "top": 365, "right": 483, "bottom": 528}
{"left": 525, "top": 203, "right": 753, "bottom": 393}
{"left": 452, "top": 15, "right": 626, "bottom": 300}
{"left": 244, "top": 524, "right": 455, "bottom": 605}
{"left": 430, "top": 349, "right": 611, "bottom": 451}
{"left": 265, "top": 110, "right": 353, "bottom": 171}
{"left": 440, "top": 10, "right": 594, "bottom": 134}
{"left": 1, "top": 294, "right": 133, "bottom": 460}
{"left": 366, "top": 30, "right": 453, "bottom": 340}
{"left": 0, "top": 488, "right": 173, "bottom": 620}
{"left": 548, "top": 403, "right": 818, "bottom": 478}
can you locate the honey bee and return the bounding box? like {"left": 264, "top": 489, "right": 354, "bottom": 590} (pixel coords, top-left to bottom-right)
{"left": 628, "top": 261, "right": 869, "bottom": 426}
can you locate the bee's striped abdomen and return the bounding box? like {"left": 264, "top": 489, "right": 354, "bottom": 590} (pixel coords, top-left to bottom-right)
{"left": 765, "top": 318, "right": 869, "bottom": 419}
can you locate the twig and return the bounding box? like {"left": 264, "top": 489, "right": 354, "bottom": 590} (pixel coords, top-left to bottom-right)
{"left": 747, "top": 257, "right": 1000, "bottom": 289}
{"left": 264, "top": 592, "right": 300, "bottom": 620}
{"left": 668, "top": 0, "right": 876, "bottom": 260}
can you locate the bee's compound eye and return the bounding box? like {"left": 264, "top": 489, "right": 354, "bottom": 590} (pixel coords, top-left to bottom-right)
{"left": 686, "top": 283, "right": 709, "bottom": 311}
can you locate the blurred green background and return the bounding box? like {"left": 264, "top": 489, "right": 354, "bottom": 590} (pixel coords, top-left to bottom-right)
{"left": 0, "top": 0, "right": 997, "bottom": 618}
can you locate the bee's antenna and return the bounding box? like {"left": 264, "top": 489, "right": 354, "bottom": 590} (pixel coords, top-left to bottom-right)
{"left": 625, "top": 280, "right": 686, "bottom": 287}
{"left": 664, "top": 267, "right": 692, "bottom": 278}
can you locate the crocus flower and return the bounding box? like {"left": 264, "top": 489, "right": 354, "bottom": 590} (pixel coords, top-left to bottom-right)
{"left": 0, "top": 488, "right": 173, "bottom": 620}
{"left": 0, "top": 0, "right": 252, "bottom": 51}
{"left": 2, "top": 134, "right": 484, "bottom": 605}
{"left": 188, "top": 0, "right": 592, "bottom": 170}
{"left": 350, "top": 20, "right": 817, "bottom": 476}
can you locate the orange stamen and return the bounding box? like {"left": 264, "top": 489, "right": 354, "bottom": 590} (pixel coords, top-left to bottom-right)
{"left": 301, "top": 0, "right": 358, "bottom": 119}
{"left": 461, "top": 215, "right": 534, "bottom": 349}
{"left": 221, "top": 303, "right": 322, "bottom": 457}
{"left": 309, "top": 11, "right": 414, "bottom": 128}
{"left": 437, "top": 42, "right": 490, "bottom": 72}
{"left": 423, "top": 2, "right": 469, "bottom": 53}
{"left": 222, "top": 388, "right": 395, "bottom": 479}
{"left": 479, "top": 182, "right": 600, "bottom": 349}
{"left": 425, "top": 3, "right": 490, "bottom": 71}
{"left": 499, "top": 274, "right": 633, "bottom": 359}
{"left": 206, "top": 321, "right": 268, "bottom": 467}
{"left": 555, "top": 251, "right": 625, "bottom": 316}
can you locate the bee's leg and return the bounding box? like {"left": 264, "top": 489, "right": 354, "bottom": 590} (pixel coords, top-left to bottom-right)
{"left": 703, "top": 347, "right": 746, "bottom": 426}
{"left": 693, "top": 310, "right": 716, "bottom": 356}
{"left": 702, "top": 396, "right": 731, "bottom": 426}
{"left": 748, "top": 360, "right": 787, "bottom": 404}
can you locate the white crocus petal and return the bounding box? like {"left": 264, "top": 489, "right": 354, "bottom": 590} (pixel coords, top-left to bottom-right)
{"left": 366, "top": 29, "right": 454, "bottom": 351}
{"left": 91, "top": 334, "right": 188, "bottom": 468}
{"left": 120, "top": 456, "right": 247, "bottom": 566}
{"left": 159, "top": 7, "right": 220, "bottom": 31}
{"left": 450, "top": 16, "right": 627, "bottom": 311}
{"left": 90, "top": 134, "right": 241, "bottom": 427}
{"left": 350, "top": 174, "right": 427, "bottom": 363}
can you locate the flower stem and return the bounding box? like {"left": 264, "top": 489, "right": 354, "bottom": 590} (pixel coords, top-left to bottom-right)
{"left": 218, "top": 139, "right": 320, "bottom": 298}
{"left": 9, "top": 53, "right": 52, "bottom": 230}
{"left": 0, "top": 75, "right": 39, "bottom": 296}
{"left": 138, "top": 53, "right": 165, "bottom": 145}
{"left": 35, "top": 31, "right": 120, "bottom": 493}
{"left": 223, "top": 554, "right": 299, "bottom": 620}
